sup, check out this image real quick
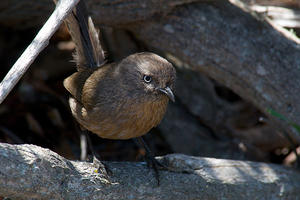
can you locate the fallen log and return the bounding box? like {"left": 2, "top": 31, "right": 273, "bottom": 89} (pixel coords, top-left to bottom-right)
{"left": 0, "top": 142, "right": 299, "bottom": 199}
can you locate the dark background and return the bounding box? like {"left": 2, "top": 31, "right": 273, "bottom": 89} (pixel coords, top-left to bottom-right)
{"left": 0, "top": 0, "right": 299, "bottom": 167}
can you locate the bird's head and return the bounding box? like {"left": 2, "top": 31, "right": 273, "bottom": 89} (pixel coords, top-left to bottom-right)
{"left": 118, "top": 52, "right": 176, "bottom": 102}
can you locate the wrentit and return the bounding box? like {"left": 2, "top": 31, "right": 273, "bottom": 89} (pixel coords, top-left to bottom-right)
{"left": 64, "top": 52, "right": 176, "bottom": 140}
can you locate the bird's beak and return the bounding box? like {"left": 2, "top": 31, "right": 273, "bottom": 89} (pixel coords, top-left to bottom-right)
{"left": 159, "top": 87, "right": 175, "bottom": 102}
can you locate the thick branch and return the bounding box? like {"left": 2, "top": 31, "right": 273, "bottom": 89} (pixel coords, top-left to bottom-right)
{"left": 0, "top": 0, "right": 201, "bottom": 29}
{"left": 126, "top": 2, "right": 300, "bottom": 143}
{"left": 0, "top": 142, "right": 299, "bottom": 199}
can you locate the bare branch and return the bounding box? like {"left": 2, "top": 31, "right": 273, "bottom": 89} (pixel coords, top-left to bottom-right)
{"left": 0, "top": 142, "right": 299, "bottom": 199}
{"left": 0, "top": 0, "right": 80, "bottom": 104}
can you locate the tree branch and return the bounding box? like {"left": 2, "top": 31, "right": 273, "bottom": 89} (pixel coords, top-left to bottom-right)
{"left": 0, "top": 142, "right": 299, "bottom": 199}
{"left": 126, "top": 1, "right": 300, "bottom": 143}
{"left": 0, "top": 0, "right": 80, "bottom": 104}
{"left": 0, "top": 0, "right": 202, "bottom": 29}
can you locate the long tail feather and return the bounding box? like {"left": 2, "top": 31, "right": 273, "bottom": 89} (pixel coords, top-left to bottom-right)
{"left": 64, "top": 0, "right": 105, "bottom": 70}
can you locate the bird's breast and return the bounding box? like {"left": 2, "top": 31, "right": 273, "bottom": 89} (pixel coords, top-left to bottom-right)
{"left": 76, "top": 96, "right": 169, "bottom": 139}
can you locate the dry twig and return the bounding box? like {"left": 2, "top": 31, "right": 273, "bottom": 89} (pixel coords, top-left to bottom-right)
{"left": 0, "top": 0, "right": 80, "bottom": 104}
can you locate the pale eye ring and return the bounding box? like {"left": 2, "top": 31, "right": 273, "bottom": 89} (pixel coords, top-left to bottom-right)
{"left": 143, "top": 75, "right": 152, "bottom": 83}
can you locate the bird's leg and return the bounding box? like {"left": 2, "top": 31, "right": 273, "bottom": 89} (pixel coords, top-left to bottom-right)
{"left": 80, "top": 132, "right": 88, "bottom": 161}
{"left": 84, "top": 130, "right": 112, "bottom": 176}
{"left": 134, "top": 137, "right": 168, "bottom": 186}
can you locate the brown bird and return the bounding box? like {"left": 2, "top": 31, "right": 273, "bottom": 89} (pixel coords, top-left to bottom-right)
{"left": 62, "top": 1, "right": 176, "bottom": 171}
{"left": 64, "top": 52, "right": 176, "bottom": 140}
{"left": 61, "top": 0, "right": 176, "bottom": 141}
{"left": 62, "top": 0, "right": 176, "bottom": 184}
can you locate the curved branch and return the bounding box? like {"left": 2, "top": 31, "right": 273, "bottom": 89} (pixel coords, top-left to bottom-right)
{"left": 0, "top": 142, "right": 299, "bottom": 199}
{"left": 0, "top": 0, "right": 202, "bottom": 28}
{"left": 127, "top": 2, "right": 300, "bottom": 143}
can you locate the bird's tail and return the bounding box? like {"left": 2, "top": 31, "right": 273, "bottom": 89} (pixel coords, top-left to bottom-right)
{"left": 62, "top": 0, "right": 105, "bottom": 70}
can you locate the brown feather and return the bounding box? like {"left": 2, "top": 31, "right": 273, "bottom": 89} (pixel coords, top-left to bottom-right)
{"left": 64, "top": 1, "right": 105, "bottom": 70}
{"left": 61, "top": 0, "right": 176, "bottom": 140}
{"left": 64, "top": 52, "right": 176, "bottom": 139}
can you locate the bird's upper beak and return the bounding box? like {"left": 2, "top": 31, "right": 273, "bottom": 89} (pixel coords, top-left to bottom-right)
{"left": 159, "top": 87, "right": 175, "bottom": 102}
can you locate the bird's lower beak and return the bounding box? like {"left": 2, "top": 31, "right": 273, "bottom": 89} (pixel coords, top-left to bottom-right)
{"left": 159, "top": 87, "right": 175, "bottom": 102}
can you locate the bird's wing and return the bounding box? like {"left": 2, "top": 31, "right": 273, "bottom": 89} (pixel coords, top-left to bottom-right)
{"left": 63, "top": 69, "right": 93, "bottom": 102}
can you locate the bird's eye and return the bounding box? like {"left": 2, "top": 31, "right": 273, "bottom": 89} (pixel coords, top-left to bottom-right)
{"left": 143, "top": 75, "right": 152, "bottom": 83}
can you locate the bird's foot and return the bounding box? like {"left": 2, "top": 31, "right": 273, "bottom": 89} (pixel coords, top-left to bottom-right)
{"left": 135, "top": 137, "right": 173, "bottom": 186}
{"left": 92, "top": 155, "right": 112, "bottom": 178}
{"left": 144, "top": 152, "right": 169, "bottom": 186}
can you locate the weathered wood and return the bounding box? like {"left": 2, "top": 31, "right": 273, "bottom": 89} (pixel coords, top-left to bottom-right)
{"left": 249, "top": 6, "right": 300, "bottom": 28}
{"left": 0, "top": 142, "right": 299, "bottom": 199}
{"left": 235, "top": 0, "right": 300, "bottom": 28}
{"left": 0, "top": 0, "right": 202, "bottom": 29}
{"left": 126, "top": 1, "right": 300, "bottom": 143}
{"left": 242, "top": 0, "right": 300, "bottom": 8}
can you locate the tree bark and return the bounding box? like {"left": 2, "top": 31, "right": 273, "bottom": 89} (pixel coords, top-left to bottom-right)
{"left": 242, "top": 0, "right": 300, "bottom": 8}
{"left": 0, "top": 0, "right": 201, "bottom": 29}
{"left": 126, "top": 1, "right": 300, "bottom": 143}
{"left": 0, "top": 142, "right": 299, "bottom": 199}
